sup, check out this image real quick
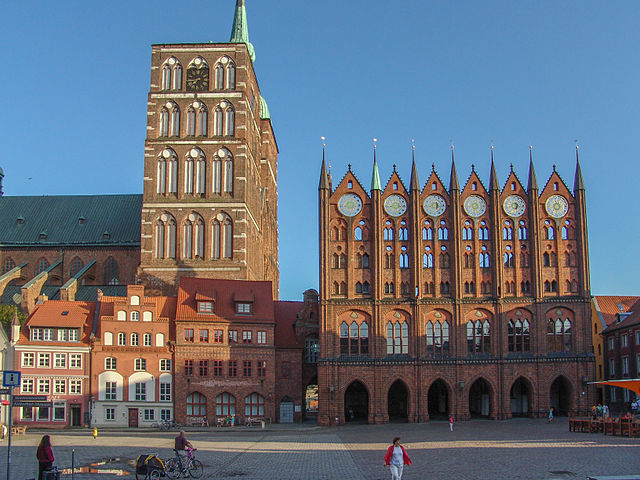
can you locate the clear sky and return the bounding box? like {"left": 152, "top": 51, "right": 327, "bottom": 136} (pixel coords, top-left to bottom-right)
{"left": 2, "top": 1, "right": 639, "bottom": 300}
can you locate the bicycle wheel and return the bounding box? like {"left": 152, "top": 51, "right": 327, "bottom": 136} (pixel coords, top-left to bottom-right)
{"left": 188, "top": 459, "right": 204, "bottom": 479}
{"left": 148, "top": 469, "right": 161, "bottom": 480}
{"left": 164, "top": 458, "right": 180, "bottom": 479}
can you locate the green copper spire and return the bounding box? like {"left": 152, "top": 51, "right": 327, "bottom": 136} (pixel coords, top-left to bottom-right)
{"left": 371, "top": 146, "right": 381, "bottom": 191}
{"left": 230, "top": 0, "right": 256, "bottom": 62}
{"left": 259, "top": 95, "right": 270, "bottom": 120}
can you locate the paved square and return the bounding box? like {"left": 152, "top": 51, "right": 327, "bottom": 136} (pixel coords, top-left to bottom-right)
{"left": 1, "top": 419, "right": 639, "bottom": 479}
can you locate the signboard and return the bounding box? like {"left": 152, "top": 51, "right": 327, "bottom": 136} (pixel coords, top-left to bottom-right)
{"left": 14, "top": 395, "right": 47, "bottom": 402}
{"left": 2, "top": 371, "right": 21, "bottom": 387}
{"left": 0, "top": 387, "right": 10, "bottom": 395}
{"left": 13, "top": 400, "right": 52, "bottom": 408}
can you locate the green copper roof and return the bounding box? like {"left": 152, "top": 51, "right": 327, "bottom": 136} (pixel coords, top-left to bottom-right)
{"left": 230, "top": 0, "right": 256, "bottom": 63}
{"left": 0, "top": 194, "right": 142, "bottom": 247}
{"left": 371, "top": 152, "right": 381, "bottom": 191}
{"left": 260, "top": 95, "right": 270, "bottom": 120}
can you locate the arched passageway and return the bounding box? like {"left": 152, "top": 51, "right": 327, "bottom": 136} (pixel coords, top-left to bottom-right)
{"left": 550, "top": 376, "right": 572, "bottom": 416}
{"left": 427, "top": 379, "right": 449, "bottom": 419}
{"left": 305, "top": 375, "right": 318, "bottom": 420}
{"left": 510, "top": 377, "right": 531, "bottom": 417}
{"left": 469, "top": 378, "right": 491, "bottom": 418}
{"left": 344, "top": 381, "right": 369, "bottom": 422}
{"left": 388, "top": 380, "right": 409, "bottom": 422}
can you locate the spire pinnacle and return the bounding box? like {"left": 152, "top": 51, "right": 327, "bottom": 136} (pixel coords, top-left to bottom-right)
{"left": 574, "top": 144, "right": 585, "bottom": 191}
{"left": 319, "top": 140, "right": 330, "bottom": 190}
{"left": 527, "top": 146, "right": 538, "bottom": 191}
{"left": 371, "top": 139, "right": 381, "bottom": 191}
{"left": 410, "top": 144, "right": 419, "bottom": 192}
{"left": 230, "top": 0, "right": 255, "bottom": 62}
{"left": 489, "top": 157, "right": 499, "bottom": 191}
{"left": 449, "top": 145, "right": 459, "bottom": 192}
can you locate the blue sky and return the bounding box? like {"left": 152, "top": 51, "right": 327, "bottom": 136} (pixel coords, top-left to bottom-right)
{"left": 2, "top": 1, "right": 639, "bottom": 300}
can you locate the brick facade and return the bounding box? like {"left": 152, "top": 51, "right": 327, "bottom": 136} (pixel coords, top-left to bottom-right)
{"left": 317, "top": 153, "right": 595, "bottom": 425}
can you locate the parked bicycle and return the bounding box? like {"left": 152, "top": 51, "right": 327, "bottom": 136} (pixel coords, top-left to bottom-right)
{"left": 165, "top": 447, "right": 203, "bottom": 479}
{"left": 153, "top": 419, "right": 182, "bottom": 431}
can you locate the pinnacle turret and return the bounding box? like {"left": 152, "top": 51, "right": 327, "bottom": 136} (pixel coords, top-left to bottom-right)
{"left": 489, "top": 148, "right": 499, "bottom": 191}
{"left": 319, "top": 148, "right": 330, "bottom": 190}
{"left": 409, "top": 148, "right": 419, "bottom": 192}
{"left": 527, "top": 147, "right": 538, "bottom": 191}
{"left": 449, "top": 147, "right": 459, "bottom": 191}
{"left": 230, "top": 0, "right": 256, "bottom": 62}
{"left": 371, "top": 148, "right": 381, "bottom": 191}
{"left": 574, "top": 146, "right": 585, "bottom": 191}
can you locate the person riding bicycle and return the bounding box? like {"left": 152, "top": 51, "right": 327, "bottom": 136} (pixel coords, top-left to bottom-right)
{"left": 174, "top": 430, "right": 193, "bottom": 470}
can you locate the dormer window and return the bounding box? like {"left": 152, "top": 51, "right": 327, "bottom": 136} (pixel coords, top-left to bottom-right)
{"left": 236, "top": 302, "right": 252, "bottom": 315}
{"left": 198, "top": 301, "right": 214, "bottom": 314}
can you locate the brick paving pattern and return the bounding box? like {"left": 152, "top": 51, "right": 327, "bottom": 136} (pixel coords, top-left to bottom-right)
{"left": 1, "top": 419, "right": 639, "bottom": 479}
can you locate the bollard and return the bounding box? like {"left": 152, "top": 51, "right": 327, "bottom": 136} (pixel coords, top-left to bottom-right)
{"left": 93, "top": 427, "right": 98, "bottom": 439}
{"left": 72, "top": 449, "right": 75, "bottom": 480}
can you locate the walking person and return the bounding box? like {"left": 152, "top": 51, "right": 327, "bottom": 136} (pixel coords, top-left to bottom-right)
{"left": 383, "top": 436, "right": 412, "bottom": 480}
{"left": 449, "top": 415, "right": 454, "bottom": 432}
{"left": 548, "top": 407, "right": 554, "bottom": 423}
{"left": 36, "top": 435, "right": 55, "bottom": 480}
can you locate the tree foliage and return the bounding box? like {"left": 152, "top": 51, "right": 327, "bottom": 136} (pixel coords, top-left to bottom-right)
{"left": 0, "top": 305, "right": 26, "bottom": 337}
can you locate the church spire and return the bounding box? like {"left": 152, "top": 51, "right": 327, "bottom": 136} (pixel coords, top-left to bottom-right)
{"left": 449, "top": 145, "right": 459, "bottom": 191}
{"left": 574, "top": 145, "right": 585, "bottom": 191}
{"left": 371, "top": 142, "right": 381, "bottom": 191}
{"left": 0, "top": 166, "right": 4, "bottom": 197}
{"left": 230, "top": 0, "right": 256, "bottom": 62}
{"left": 527, "top": 146, "right": 538, "bottom": 191}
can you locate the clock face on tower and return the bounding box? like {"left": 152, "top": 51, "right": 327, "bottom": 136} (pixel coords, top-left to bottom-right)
{"left": 503, "top": 195, "right": 526, "bottom": 217}
{"left": 464, "top": 195, "right": 487, "bottom": 217}
{"left": 337, "top": 194, "right": 362, "bottom": 217}
{"left": 423, "top": 194, "right": 446, "bottom": 217}
{"left": 545, "top": 195, "right": 569, "bottom": 218}
{"left": 384, "top": 194, "right": 407, "bottom": 217}
{"left": 186, "top": 67, "right": 209, "bottom": 92}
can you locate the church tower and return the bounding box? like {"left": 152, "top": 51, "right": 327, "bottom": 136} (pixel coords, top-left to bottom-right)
{"left": 138, "top": 0, "right": 279, "bottom": 297}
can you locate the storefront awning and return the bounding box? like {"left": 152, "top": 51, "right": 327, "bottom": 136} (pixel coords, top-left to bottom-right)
{"left": 589, "top": 379, "right": 640, "bottom": 397}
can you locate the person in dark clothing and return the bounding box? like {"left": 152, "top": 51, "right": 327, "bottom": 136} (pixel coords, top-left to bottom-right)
{"left": 174, "top": 430, "right": 193, "bottom": 470}
{"left": 36, "top": 435, "right": 55, "bottom": 480}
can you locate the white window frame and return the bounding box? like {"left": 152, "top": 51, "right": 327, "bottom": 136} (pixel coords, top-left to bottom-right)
{"left": 160, "top": 409, "right": 171, "bottom": 421}
{"left": 43, "top": 328, "right": 53, "bottom": 341}
{"left": 105, "top": 407, "right": 116, "bottom": 421}
{"left": 31, "top": 328, "right": 42, "bottom": 341}
{"left": 21, "top": 378, "right": 34, "bottom": 393}
{"left": 69, "top": 329, "right": 79, "bottom": 342}
{"left": 160, "top": 359, "right": 171, "bottom": 372}
{"left": 22, "top": 352, "right": 35, "bottom": 368}
{"left": 160, "top": 382, "right": 171, "bottom": 402}
{"left": 622, "top": 356, "right": 629, "bottom": 376}
{"left": 105, "top": 357, "right": 117, "bottom": 370}
{"left": 54, "top": 353, "right": 67, "bottom": 369}
{"left": 105, "top": 382, "right": 117, "bottom": 400}
{"left": 257, "top": 331, "right": 266, "bottom": 344}
{"left": 57, "top": 329, "right": 68, "bottom": 342}
{"left": 69, "top": 379, "right": 82, "bottom": 395}
{"left": 143, "top": 333, "right": 152, "bottom": 347}
{"left": 70, "top": 354, "right": 82, "bottom": 369}
{"left": 135, "top": 358, "right": 146, "bottom": 371}
{"left": 38, "top": 353, "right": 50, "bottom": 368}
{"left": 622, "top": 334, "right": 628, "bottom": 348}
{"left": 135, "top": 382, "right": 146, "bottom": 401}
{"left": 144, "top": 409, "right": 155, "bottom": 421}
{"left": 38, "top": 379, "right": 50, "bottom": 394}
{"left": 118, "top": 332, "right": 126, "bottom": 346}
{"left": 610, "top": 358, "right": 616, "bottom": 377}
{"left": 54, "top": 379, "right": 66, "bottom": 394}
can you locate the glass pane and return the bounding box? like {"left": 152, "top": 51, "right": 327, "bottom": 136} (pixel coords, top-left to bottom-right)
{"left": 350, "top": 322, "right": 358, "bottom": 338}
{"left": 360, "top": 323, "right": 368, "bottom": 338}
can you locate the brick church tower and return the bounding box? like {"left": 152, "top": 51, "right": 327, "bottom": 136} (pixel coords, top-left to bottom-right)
{"left": 138, "top": 0, "right": 279, "bottom": 297}
{"left": 317, "top": 145, "right": 593, "bottom": 425}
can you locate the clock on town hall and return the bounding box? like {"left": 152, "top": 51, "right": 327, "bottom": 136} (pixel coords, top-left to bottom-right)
{"left": 503, "top": 195, "right": 526, "bottom": 217}
{"left": 423, "top": 194, "right": 446, "bottom": 217}
{"left": 463, "top": 195, "right": 487, "bottom": 217}
{"left": 545, "top": 194, "right": 569, "bottom": 218}
{"left": 384, "top": 195, "right": 407, "bottom": 217}
{"left": 338, "top": 194, "right": 362, "bottom": 217}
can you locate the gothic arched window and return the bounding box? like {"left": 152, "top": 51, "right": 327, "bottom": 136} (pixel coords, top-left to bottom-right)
{"left": 212, "top": 214, "right": 233, "bottom": 259}
{"left": 508, "top": 318, "right": 531, "bottom": 352}
{"left": 214, "top": 107, "right": 224, "bottom": 136}
{"left": 467, "top": 319, "right": 491, "bottom": 353}
{"left": 186, "top": 107, "right": 196, "bottom": 136}
{"left": 103, "top": 256, "right": 119, "bottom": 285}
{"left": 2, "top": 257, "right": 15, "bottom": 274}
{"left": 162, "top": 57, "right": 182, "bottom": 91}
{"left": 225, "top": 104, "right": 235, "bottom": 136}
{"left": 69, "top": 257, "right": 84, "bottom": 277}
{"left": 35, "top": 257, "right": 49, "bottom": 275}
{"left": 386, "top": 319, "right": 409, "bottom": 355}
{"left": 168, "top": 103, "right": 180, "bottom": 137}
{"left": 423, "top": 253, "right": 433, "bottom": 268}
{"left": 212, "top": 148, "right": 233, "bottom": 194}
{"left": 426, "top": 320, "right": 450, "bottom": 356}
{"left": 159, "top": 108, "right": 169, "bottom": 137}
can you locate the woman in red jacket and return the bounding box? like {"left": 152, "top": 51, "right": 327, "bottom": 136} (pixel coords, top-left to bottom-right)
{"left": 383, "top": 436, "right": 412, "bottom": 480}
{"left": 36, "top": 434, "right": 55, "bottom": 480}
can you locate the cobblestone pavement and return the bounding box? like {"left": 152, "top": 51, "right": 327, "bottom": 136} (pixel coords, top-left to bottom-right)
{"left": 0, "top": 419, "right": 639, "bottom": 480}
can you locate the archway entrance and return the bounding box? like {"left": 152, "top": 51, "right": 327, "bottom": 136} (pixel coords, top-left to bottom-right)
{"left": 510, "top": 378, "right": 531, "bottom": 417}
{"left": 550, "top": 376, "right": 572, "bottom": 416}
{"left": 344, "top": 381, "right": 369, "bottom": 422}
{"left": 388, "top": 380, "right": 409, "bottom": 422}
{"left": 427, "top": 379, "right": 449, "bottom": 419}
{"left": 469, "top": 378, "right": 491, "bottom": 418}
{"left": 305, "top": 376, "right": 318, "bottom": 421}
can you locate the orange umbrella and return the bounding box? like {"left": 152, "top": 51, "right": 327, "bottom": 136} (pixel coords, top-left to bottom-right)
{"left": 589, "top": 379, "right": 640, "bottom": 397}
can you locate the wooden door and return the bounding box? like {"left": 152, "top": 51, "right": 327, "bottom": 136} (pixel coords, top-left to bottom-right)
{"left": 128, "top": 408, "right": 138, "bottom": 427}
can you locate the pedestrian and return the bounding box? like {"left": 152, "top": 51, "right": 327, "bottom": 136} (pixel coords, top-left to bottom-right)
{"left": 383, "top": 436, "right": 412, "bottom": 480}
{"left": 548, "top": 407, "right": 554, "bottom": 423}
{"left": 449, "top": 415, "right": 454, "bottom": 432}
{"left": 36, "top": 434, "right": 55, "bottom": 480}
{"left": 603, "top": 404, "right": 610, "bottom": 419}
{"left": 174, "top": 430, "right": 193, "bottom": 471}
{"left": 596, "top": 404, "right": 602, "bottom": 418}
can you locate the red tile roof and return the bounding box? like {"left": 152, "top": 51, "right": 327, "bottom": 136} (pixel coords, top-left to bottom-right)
{"left": 176, "top": 277, "right": 274, "bottom": 322}
{"left": 600, "top": 298, "right": 640, "bottom": 334}
{"left": 274, "top": 301, "right": 303, "bottom": 348}
{"left": 593, "top": 296, "right": 640, "bottom": 329}
{"left": 22, "top": 300, "right": 96, "bottom": 344}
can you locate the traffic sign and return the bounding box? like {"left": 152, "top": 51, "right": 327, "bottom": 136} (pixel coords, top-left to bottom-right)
{"left": 0, "top": 387, "right": 10, "bottom": 395}
{"left": 2, "top": 371, "right": 20, "bottom": 387}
